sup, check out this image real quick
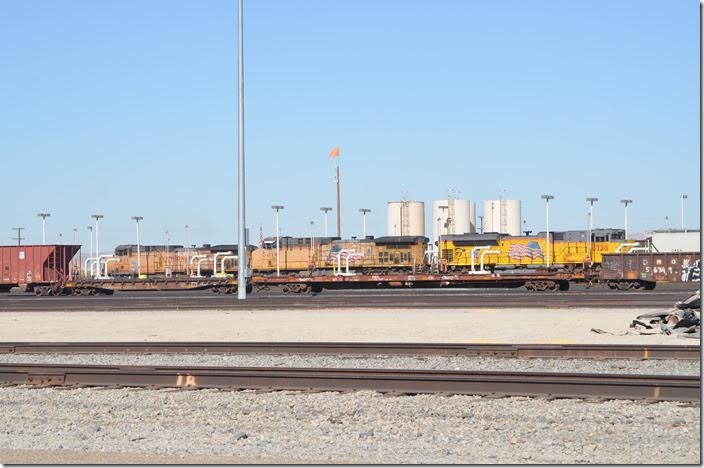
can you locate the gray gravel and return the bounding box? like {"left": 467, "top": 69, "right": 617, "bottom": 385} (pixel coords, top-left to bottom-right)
{"left": 0, "top": 386, "right": 699, "bottom": 464}
{"left": 0, "top": 353, "right": 700, "bottom": 375}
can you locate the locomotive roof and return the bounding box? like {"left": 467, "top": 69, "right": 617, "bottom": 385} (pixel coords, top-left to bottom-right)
{"left": 373, "top": 236, "right": 428, "bottom": 245}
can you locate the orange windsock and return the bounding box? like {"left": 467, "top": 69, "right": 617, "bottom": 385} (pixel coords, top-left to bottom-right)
{"left": 329, "top": 146, "right": 340, "bottom": 159}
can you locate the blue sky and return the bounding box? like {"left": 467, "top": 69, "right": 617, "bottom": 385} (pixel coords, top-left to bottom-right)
{"left": 0, "top": 0, "right": 699, "bottom": 251}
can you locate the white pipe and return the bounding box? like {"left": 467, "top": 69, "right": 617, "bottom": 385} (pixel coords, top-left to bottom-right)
{"left": 628, "top": 247, "right": 649, "bottom": 253}
{"left": 212, "top": 251, "right": 233, "bottom": 277}
{"left": 479, "top": 250, "right": 501, "bottom": 273}
{"left": 84, "top": 257, "right": 96, "bottom": 277}
{"left": 189, "top": 255, "right": 208, "bottom": 277}
{"left": 196, "top": 257, "right": 211, "bottom": 277}
{"left": 615, "top": 242, "right": 639, "bottom": 253}
{"left": 217, "top": 255, "right": 238, "bottom": 277}
{"left": 103, "top": 258, "right": 120, "bottom": 278}
{"left": 95, "top": 255, "right": 113, "bottom": 279}
{"left": 470, "top": 246, "right": 492, "bottom": 273}
{"left": 335, "top": 249, "right": 356, "bottom": 276}
{"left": 344, "top": 253, "right": 364, "bottom": 275}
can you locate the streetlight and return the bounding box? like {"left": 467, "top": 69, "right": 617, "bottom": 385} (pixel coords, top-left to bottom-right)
{"left": 131, "top": 216, "right": 143, "bottom": 277}
{"left": 37, "top": 213, "right": 50, "bottom": 245}
{"left": 309, "top": 221, "right": 315, "bottom": 265}
{"left": 185, "top": 224, "right": 190, "bottom": 274}
{"left": 681, "top": 194, "right": 687, "bottom": 231}
{"left": 165, "top": 230, "right": 171, "bottom": 277}
{"left": 620, "top": 199, "right": 632, "bottom": 239}
{"left": 320, "top": 207, "right": 332, "bottom": 237}
{"left": 86, "top": 226, "right": 93, "bottom": 277}
{"left": 90, "top": 214, "right": 103, "bottom": 278}
{"left": 359, "top": 208, "right": 371, "bottom": 238}
{"left": 586, "top": 197, "right": 598, "bottom": 261}
{"left": 271, "top": 205, "right": 284, "bottom": 276}
{"left": 540, "top": 195, "right": 554, "bottom": 268}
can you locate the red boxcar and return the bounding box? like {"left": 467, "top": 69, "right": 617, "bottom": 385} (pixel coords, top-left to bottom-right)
{"left": 0, "top": 245, "right": 80, "bottom": 293}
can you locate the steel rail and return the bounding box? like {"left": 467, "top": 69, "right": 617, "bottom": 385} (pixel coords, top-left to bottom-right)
{"left": 0, "top": 363, "right": 698, "bottom": 401}
{"left": 0, "top": 342, "right": 699, "bottom": 360}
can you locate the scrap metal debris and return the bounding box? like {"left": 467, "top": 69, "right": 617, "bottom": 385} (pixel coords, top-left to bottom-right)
{"left": 629, "top": 291, "right": 700, "bottom": 337}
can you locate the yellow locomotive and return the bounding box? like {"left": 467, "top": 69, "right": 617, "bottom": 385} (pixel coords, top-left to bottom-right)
{"left": 250, "top": 236, "right": 429, "bottom": 275}
{"left": 439, "top": 229, "right": 633, "bottom": 272}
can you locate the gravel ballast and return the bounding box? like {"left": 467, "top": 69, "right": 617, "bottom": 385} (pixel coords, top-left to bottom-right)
{"left": 0, "top": 353, "right": 699, "bottom": 375}
{"left": 0, "top": 386, "right": 699, "bottom": 464}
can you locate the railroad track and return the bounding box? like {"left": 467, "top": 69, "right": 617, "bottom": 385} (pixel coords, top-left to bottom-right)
{"left": 0, "top": 363, "right": 698, "bottom": 402}
{"left": 0, "top": 342, "right": 699, "bottom": 360}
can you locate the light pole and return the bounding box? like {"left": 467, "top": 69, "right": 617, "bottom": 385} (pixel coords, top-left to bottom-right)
{"left": 359, "top": 208, "right": 371, "bottom": 238}
{"left": 680, "top": 194, "right": 687, "bottom": 231}
{"left": 165, "top": 230, "right": 171, "bottom": 277}
{"left": 320, "top": 207, "right": 332, "bottom": 237}
{"left": 184, "top": 224, "right": 190, "bottom": 274}
{"left": 438, "top": 205, "right": 448, "bottom": 241}
{"left": 91, "top": 214, "right": 103, "bottom": 278}
{"left": 131, "top": 216, "right": 143, "bottom": 277}
{"left": 37, "top": 213, "right": 50, "bottom": 245}
{"left": 541, "top": 195, "right": 554, "bottom": 268}
{"left": 309, "top": 221, "right": 315, "bottom": 265}
{"left": 86, "top": 226, "right": 93, "bottom": 277}
{"left": 665, "top": 216, "right": 669, "bottom": 229}
{"left": 271, "top": 205, "right": 284, "bottom": 276}
{"left": 620, "top": 199, "right": 632, "bottom": 239}
{"left": 586, "top": 197, "right": 598, "bottom": 261}
{"left": 73, "top": 228, "right": 78, "bottom": 277}
{"left": 236, "top": 0, "right": 247, "bottom": 299}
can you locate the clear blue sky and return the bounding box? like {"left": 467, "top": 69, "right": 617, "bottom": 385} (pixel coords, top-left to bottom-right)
{"left": 0, "top": 0, "right": 699, "bottom": 251}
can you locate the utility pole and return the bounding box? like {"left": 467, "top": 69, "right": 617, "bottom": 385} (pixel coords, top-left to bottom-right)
{"left": 37, "top": 213, "right": 50, "bottom": 245}
{"left": 236, "top": 0, "right": 247, "bottom": 299}
{"left": 11, "top": 227, "right": 25, "bottom": 246}
{"left": 478, "top": 215, "right": 484, "bottom": 234}
{"left": 335, "top": 165, "right": 341, "bottom": 238}
{"left": 359, "top": 208, "right": 371, "bottom": 238}
{"left": 320, "top": 207, "right": 332, "bottom": 237}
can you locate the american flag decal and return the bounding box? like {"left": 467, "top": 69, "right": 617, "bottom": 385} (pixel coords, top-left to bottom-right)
{"left": 508, "top": 242, "right": 544, "bottom": 260}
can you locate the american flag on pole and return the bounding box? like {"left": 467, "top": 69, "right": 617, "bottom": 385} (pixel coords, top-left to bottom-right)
{"left": 508, "top": 242, "right": 544, "bottom": 260}
{"left": 259, "top": 224, "right": 264, "bottom": 248}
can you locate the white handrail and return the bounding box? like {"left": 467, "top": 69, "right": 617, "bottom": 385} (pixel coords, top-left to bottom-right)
{"left": 470, "top": 246, "right": 492, "bottom": 273}
{"left": 479, "top": 250, "right": 501, "bottom": 273}
{"left": 217, "top": 255, "right": 238, "bottom": 277}
{"left": 615, "top": 242, "right": 639, "bottom": 253}
{"left": 212, "top": 251, "right": 233, "bottom": 277}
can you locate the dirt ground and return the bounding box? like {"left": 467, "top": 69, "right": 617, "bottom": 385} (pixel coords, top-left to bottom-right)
{"left": 0, "top": 307, "right": 697, "bottom": 344}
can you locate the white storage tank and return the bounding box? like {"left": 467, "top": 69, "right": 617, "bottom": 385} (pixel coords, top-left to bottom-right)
{"left": 483, "top": 199, "right": 521, "bottom": 236}
{"left": 432, "top": 199, "right": 476, "bottom": 245}
{"left": 387, "top": 201, "right": 425, "bottom": 236}
{"left": 648, "top": 230, "right": 701, "bottom": 253}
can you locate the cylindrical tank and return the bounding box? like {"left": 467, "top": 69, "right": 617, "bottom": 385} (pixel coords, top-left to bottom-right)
{"left": 387, "top": 201, "right": 425, "bottom": 236}
{"left": 483, "top": 199, "right": 521, "bottom": 235}
{"left": 432, "top": 200, "right": 476, "bottom": 245}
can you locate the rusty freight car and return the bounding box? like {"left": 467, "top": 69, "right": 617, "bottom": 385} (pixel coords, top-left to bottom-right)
{"left": 599, "top": 251, "right": 701, "bottom": 289}
{"left": 0, "top": 245, "right": 80, "bottom": 295}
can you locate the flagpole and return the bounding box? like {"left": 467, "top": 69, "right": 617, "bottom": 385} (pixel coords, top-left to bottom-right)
{"left": 336, "top": 160, "right": 341, "bottom": 238}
